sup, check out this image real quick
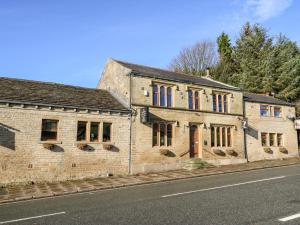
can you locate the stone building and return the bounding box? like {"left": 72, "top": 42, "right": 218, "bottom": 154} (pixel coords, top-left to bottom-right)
{"left": 0, "top": 58, "right": 299, "bottom": 184}
{"left": 0, "top": 77, "right": 131, "bottom": 185}
{"left": 99, "top": 59, "right": 298, "bottom": 174}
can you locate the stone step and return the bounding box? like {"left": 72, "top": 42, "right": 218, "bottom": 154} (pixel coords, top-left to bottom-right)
{"left": 183, "top": 158, "right": 214, "bottom": 170}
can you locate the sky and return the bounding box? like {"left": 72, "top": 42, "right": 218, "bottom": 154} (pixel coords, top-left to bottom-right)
{"left": 1, "top": 0, "right": 299, "bottom": 88}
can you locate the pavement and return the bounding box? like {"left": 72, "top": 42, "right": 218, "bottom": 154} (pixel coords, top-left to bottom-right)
{"left": 1, "top": 161, "right": 300, "bottom": 224}
{"left": 0, "top": 157, "right": 300, "bottom": 205}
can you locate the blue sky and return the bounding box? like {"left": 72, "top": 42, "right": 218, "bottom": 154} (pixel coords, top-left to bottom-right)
{"left": 1, "top": 0, "right": 299, "bottom": 88}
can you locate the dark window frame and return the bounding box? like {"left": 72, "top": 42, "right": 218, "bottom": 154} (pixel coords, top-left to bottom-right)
{"left": 41, "top": 119, "right": 58, "bottom": 141}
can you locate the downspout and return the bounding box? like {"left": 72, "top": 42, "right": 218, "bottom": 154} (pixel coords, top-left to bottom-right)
{"left": 243, "top": 99, "right": 249, "bottom": 162}
{"left": 128, "top": 72, "right": 133, "bottom": 174}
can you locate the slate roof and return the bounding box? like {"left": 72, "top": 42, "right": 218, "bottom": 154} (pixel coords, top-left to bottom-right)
{"left": 243, "top": 92, "right": 295, "bottom": 106}
{"left": 0, "top": 77, "right": 129, "bottom": 112}
{"left": 114, "top": 59, "right": 240, "bottom": 91}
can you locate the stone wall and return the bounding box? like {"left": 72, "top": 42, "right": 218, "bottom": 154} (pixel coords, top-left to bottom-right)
{"left": 245, "top": 102, "right": 298, "bottom": 161}
{"left": 0, "top": 104, "right": 130, "bottom": 185}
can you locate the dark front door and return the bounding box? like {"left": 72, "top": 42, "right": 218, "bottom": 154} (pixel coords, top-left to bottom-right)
{"left": 190, "top": 125, "right": 199, "bottom": 158}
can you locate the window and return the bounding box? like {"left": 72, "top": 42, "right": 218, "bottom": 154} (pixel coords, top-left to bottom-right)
{"left": 213, "top": 94, "right": 217, "bottom": 112}
{"left": 195, "top": 91, "right": 199, "bottom": 110}
{"left": 41, "top": 119, "right": 58, "bottom": 141}
{"left": 277, "top": 133, "right": 283, "bottom": 146}
{"left": 218, "top": 95, "right": 222, "bottom": 112}
{"left": 216, "top": 127, "right": 220, "bottom": 147}
{"left": 223, "top": 95, "right": 227, "bottom": 113}
{"left": 213, "top": 93, "right": 228, "bottom": 113}
{"left": 269, "top": 133, "right": 275, "bottom": 146}
{"left": 274, "top": 107, "right": 282, "bottom": 118}
{"left": 227, "top": 127, "right": 231, "bottom": 147}
{"left": 153, "top": 123, "right": 159, "bottom": 146}
{"left": 188, "top": 90, "right": 193, "bottom": 109}
{"left": 260, "top": 105, "right": 269, "bottom": 116}
{"left": 153, "top": 84, "right": 173, "bottom": 107}
{"left": 167, "top": 124, "right": 172, "bottom": 146}
{"left": 90, "top": 122, "right": 99, "bottom": 142}
{"left": 261, "top": 133, "right": 268, "bottom": 146}
{"left": 77, "top": 121, "right": 87, "bottom": 141}
{"left": 160, "top": 124, "right": 165, "bottom": 146}
{"left": 167, "top": 87, "right": 172, "bottom": 108}
{"left": 103, "top": 123, "right": 111, "bottom": 142}
{"left": 153, "top": 85, "right": 158, "bottom": 106}
{"left": 211, "top": 126, "right": 232, "bottom": 148}
{"left": 211, "top": 127, "right": 215, "bottom": 147}
{"left": 222, "top": 127, "right": 226, "bottom": 147}
{"left": 152, "top": 123, "right": 173, "bottom": 147}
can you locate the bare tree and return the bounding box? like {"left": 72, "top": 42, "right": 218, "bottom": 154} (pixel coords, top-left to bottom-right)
{"left": 168, "top": 40, "right": 217, "bottom": 76}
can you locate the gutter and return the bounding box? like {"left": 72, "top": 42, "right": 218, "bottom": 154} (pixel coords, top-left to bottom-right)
{"left": 128, "top": 72, "right": 133, "bottom": 175}
{"left": 242, "top": 100, "right": 249, "bottom": 162}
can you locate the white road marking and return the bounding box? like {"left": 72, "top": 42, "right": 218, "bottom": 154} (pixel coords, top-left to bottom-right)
{"left": 0, "top": 211, "right": 66, "bottom": 224}
{"left": 279, "top": 213, "right": 300, "bottom": 222}
{"left": 162, "top": 176, "right": 286, "bottom": 198}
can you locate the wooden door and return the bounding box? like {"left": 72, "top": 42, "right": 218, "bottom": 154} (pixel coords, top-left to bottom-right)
{"left": 190, "top": 125, "right": 199, "bottom": 158}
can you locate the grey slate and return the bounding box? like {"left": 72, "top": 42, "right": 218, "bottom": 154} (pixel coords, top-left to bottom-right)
{"left": 114, "top": 60, "right": 240, "bottom": 91}
{"left": 0, "top": 77, "right": 129, "bottom": 111}
{"left": 243, "top": 92, "right": 294, "bottom": 106}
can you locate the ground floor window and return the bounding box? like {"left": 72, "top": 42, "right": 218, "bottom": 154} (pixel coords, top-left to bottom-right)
{"left": 211, "top": 126, "right": 232, "bottom": 147}
{"left": 41, "top": 119, "right": 58, "bottom": 141}
{"left": 261, "top": 132, "right": 284, "bottom": 147}
{"left": 76, "top": 121, "right": 112, "bottom": 143}
{"left": 153, "top": 123, "right": 173, "bottom": 147}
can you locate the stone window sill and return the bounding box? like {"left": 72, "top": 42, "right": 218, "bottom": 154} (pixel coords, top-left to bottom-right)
{"left": 40, "top": 141, "right": 62, "bottom": 144}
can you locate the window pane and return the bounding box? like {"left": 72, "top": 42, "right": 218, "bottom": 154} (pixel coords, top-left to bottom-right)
{"left": 160, "top": 124, "right": 165, "bottom": 146}
{"left": 227, "top": 127, "right": 231, "bottom": 147}
{"left": 90, "top": 122, "right": 99, "bottom": 142}
{"left": 167, "top": 87, "right": 172, "bottom": 108}
{"left": 224, "top": 95, "right": 227, "bottom": 113}
{"left": 195, "top": 91, "right": 199, "bottom": 110}
{"left": 188, "top": 90, "right": 193, "bottom": 109}
{"left": 41, "top": 119, "right": 58, "bottom": 141}
{"left": 261, "top": 133, "right": 267, "bottom": 146}
{"left": 211, "top": 127, "right": 215, "bottom": 147}
{"left": 160, "top": 86, "right": 165, "bottom": 106}
{"left": 277, "top": 133, "right": 283, "bottom": 146}
{"left": 222, "top": 127, "right": 226, "bottom": 147}
{"left": 77, "top": 121, "right": 87, "bottom": 141}
{"left": 218, "top": 95, "right": 222, "bottom": 112}
{"left": 152, "top": 123, "right": 158, "bottom": 146}
{"left": 153, "top": 85, "right": 158, "bottom": 106}
{"left": 269, "top": 133, "right": 275, "bottom": 146}
{"left": 213, "top": 94, "right": 217, "bottom": 112}
{"left": 260, "top": 105, "right": 269, "bottom": 116}
{"left": 216, "top": 127, "right": 220, "bottom": 147}
{"left": 103, "top": 123, "right": 111, "bottom": 142}
{"left": 274, "top": 107, "right": 282, "bottom": 117}
{"left": 167, "top": 124, "right": 172, "bottom": 146}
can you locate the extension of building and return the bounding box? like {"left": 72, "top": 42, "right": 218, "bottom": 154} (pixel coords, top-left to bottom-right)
{"left": 0, "top": 58, "right": 299, "bottom": 185}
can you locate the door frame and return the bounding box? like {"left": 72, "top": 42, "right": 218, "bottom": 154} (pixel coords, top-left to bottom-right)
{"left": 189, "top": 123, "right": 203, "bottom": 158}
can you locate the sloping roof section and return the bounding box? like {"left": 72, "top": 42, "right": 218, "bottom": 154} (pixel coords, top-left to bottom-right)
{"left": 114, "top": 59, "right": 240, "bottom": 91}
{"left": 0, "top": 77, "right": 129, "bottom": 111}
{"left": 243, "top": 92, "right": 295, "bottom": 106}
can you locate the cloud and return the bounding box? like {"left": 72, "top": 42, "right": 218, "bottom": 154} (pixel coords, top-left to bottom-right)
{"left": 244, "top": 0, "right": 293, "bottom": 22}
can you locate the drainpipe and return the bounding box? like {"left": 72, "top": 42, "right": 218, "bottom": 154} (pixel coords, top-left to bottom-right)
{"left": 243, "top": 99, "right": 249, "bottom": 162}
{"left": 128, "top": 72, "right": 133, "bottom": 175}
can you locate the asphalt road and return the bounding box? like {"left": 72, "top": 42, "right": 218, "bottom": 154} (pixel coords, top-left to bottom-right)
{"left": 1, "top": 164, "right": 300, "bottom": 225}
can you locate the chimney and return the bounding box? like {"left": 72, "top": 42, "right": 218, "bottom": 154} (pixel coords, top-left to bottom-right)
{"left": 205, "top": 67, "right": 210, "bottom": 78}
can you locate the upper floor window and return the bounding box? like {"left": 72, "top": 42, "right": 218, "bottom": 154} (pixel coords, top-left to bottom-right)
{"left": 260, "top": 105, "right": 269, "bottom": 117}
{"left": 160, "top": 86, "right": 165, "bottom": 107}
{"left": 41, "top": 119, "right": 58, "bottom": 141}
{"left": 188, "top": 89, "right": 200, "bottom": 110}
{"left": 167, "top": 87, "right": 172, "bottom": 107}
{"left": 153, "top": 85, "right": 158, "bottom": 106}
{"left": 152, "top": 84, "right": 172, "bottom": 108}
{"left": 213, "top": 93, "right": 228, "bottom": 113}
{"left": 274, "top": 107, "right": 282, "bottom": 118}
